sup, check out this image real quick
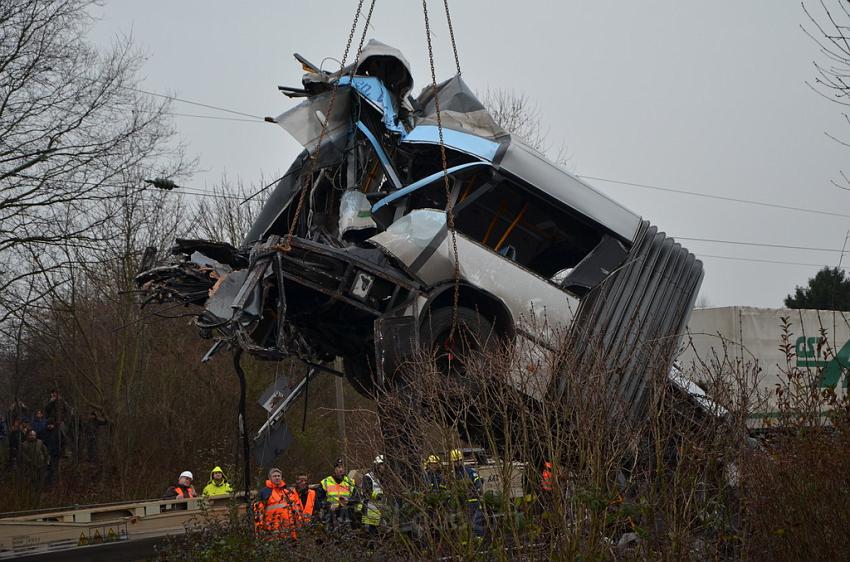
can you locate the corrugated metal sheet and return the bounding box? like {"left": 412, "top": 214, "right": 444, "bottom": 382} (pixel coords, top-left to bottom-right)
{"left": 556, "top": 221, "right": 704, "bottom": 418}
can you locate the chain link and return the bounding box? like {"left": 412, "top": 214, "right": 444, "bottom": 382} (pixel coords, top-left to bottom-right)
{"left": 443, "top": 0, "right": 461, "bottom": 75}
{"left": 423, "top": 0, "right": 461, "bottom": 337}
{"left": 356, "top": 0, "right": 377, "bottom": 58}
{"left": 281, "top": 0, "right": 374, "bottom": 251}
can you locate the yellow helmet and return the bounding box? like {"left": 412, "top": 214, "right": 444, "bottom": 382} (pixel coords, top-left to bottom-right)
{"left": 426, "top": 454, "right": 441, "bottom": 464}
{"left": 449, "top": 449, "right": 463, "bottom": 462}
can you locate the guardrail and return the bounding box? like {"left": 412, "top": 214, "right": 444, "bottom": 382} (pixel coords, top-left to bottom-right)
{"left": 0, "top": 494, "right": 249, "bottom": 560}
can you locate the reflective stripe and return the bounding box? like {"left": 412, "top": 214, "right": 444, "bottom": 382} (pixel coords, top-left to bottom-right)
{"left": 321, "top": 476, "right": 354, "bottom": 507}
{"left": 258, "top": 482, "right": 296, "bottom": 535}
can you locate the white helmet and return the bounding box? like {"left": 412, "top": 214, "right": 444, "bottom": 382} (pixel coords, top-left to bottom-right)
{"left": 374, "top": 454, "right": 385, "bottom": 465}
{"left": 179, "top": 471, "right": 193, "bottom": 480}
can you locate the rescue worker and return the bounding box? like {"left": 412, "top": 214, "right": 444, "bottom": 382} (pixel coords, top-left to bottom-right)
{"left": 361, "top": 455, "right": 386, "bottom": 534}
{"left": 163, "top": 470, "right": 197, "bottom": 510}
{"left": 542, "top": 461, "right": 553, "bottom": 493}
{"left": 290, "top": 473, "right": 317, "bottom": 529}
{"left": 450, "top": 449, "right": 485, "bottom": 538}
{"left": 255, "top": 467, "right": 296, "bottom": 539}
{"left": 202, "top": 465, "right": 233, "bottom": 497}
{"left": 424, "top": 454, "right": 445, "bottom": 493}
{"left": 320, "top": 458, "right": 356, "bottom": 530}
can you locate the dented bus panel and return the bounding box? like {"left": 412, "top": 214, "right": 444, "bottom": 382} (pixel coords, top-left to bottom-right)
{"left": 135, "top": 40, "right": 704, "bottom": 446}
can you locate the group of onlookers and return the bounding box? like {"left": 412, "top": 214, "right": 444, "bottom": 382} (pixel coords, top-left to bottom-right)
{"left": 1, "top": 391, "right": 106, "bottom": 489}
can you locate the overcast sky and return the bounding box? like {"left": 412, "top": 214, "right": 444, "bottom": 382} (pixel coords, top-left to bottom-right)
{"left": 90, "top": 1, "right": 850, "bottom": 308}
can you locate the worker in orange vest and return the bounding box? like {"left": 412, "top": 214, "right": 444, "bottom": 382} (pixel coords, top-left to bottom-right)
{"left": 542, "top": 461, "right": 553, "bottom": 493}
{"left": 290, "top": 473, "right": 317, "bottom": 529}
{"left": 163, "top": 471, "right": 197, "bottom": 510}
{"left": 254, "top": 468, "right": 296, "bottom": 539}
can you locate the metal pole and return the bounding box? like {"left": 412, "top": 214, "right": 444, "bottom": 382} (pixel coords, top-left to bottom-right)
{"left": 334, "top": 357, "right": 346, "bottom": 457}
{"left": 232, "top": 351, "right": 252, "bottom": 505}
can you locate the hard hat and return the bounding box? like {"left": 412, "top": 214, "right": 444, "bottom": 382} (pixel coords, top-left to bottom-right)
{"left": 449, "top": 449, "right": 463, "bottom": 462}
{"left": 374, "top": 454, "right": 385, "bottom": 465}
{"left": 334, "top": 457, "right": 345, "bottom": 467}
{"left": 179, "top": 471, "right": 193, "bottom": 480}
{"left": 426, "top": 454, "right": 441, "bottom": 464}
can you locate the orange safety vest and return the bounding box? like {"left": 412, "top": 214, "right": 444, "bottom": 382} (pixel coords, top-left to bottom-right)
{"left": 290, "top": 488, "right": 316, "bottom": 527}
{"left": 175, "top": 486, "right": 197, "bottom": 499}
{"left": 542, "top": 462, "right": 553, "bottom": 492}
{"left": 255, "top": 480, "right": 296, "bottom": 539}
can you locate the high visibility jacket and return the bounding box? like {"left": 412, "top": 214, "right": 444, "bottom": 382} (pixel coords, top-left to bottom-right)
{"left": 291, "top": 488, "right": 316, "bottom": 527}
{"left": 162, "top": 484, "right": 196, "bottom": 510}
{"left": 255, "top": 480, "right": 296, "bottom": 538}
{"left": 542, "top": 462, "right": 553, "bottom": 492}
{"left": 321, "top": 474, "right": 355, "bottom": 508}
{"left": 203, "top": 465, "right": 233, "bottom": 497}
{"left": 361, "top": 471, "right": 384, "bottom": 527}
{"left": 174, "top": 486, "right": 197, "bottom": 499}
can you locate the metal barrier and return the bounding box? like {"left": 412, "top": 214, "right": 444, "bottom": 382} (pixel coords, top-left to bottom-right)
{"left": 0, "top": 494, "right": 248, "bottom": 560}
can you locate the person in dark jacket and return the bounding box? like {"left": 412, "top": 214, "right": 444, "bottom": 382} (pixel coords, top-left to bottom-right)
{"left": 7, "top": 419, "right": 24, "bottom": 467}
{"left": 44, "top": 391, "right": 70, "bottom": 426}
{"left": 424, "top": 454, "right": 446, "bottom": 493}
{"left": 82, "top": 410, "right": 108, "bottom": 463}
{"left": 9, "top": 399, "right": 29, "bottom": 425}
{"left": 20, "top": 430, "right": 49, "bottom": 486}
{"left": 30, "top": 409, "right": 47, "bottom": 439}
{"left": 163, "top": 471, "right": 197, "bottom": 510}
{"left": 290, "top": 473, "right": 317, "bottom": 530}
{"left": 42, "top": 420, "right": 63, "bottom": 484}
{"left": 450, "top": 449, "right": 485, "bottom": 538}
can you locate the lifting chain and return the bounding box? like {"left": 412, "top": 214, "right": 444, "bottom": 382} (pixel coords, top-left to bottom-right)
{"left": 281, "top": 0, "right": 464, "bottom": 339}
{"left": 423, "top": 0, "right": 461, "bottom": 338}
{"left": 443, "top": 0, "right": 462, "bottom": 75}
{"left": 281, "top": 0, "right": 376, "bottom": 251}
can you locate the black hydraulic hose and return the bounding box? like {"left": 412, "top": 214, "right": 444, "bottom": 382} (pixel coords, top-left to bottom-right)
{"left": 232, "top": 350, "right": 252, "bottom": 507}
{"left": 301, "top": 371, "right": 310, "bottom": 432}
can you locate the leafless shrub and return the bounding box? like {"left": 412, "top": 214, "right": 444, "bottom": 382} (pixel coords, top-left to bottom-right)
{"left": 479, "top": 88, "right": 571, "bottom": 169}
{"left": 350, "top": 322, "right": 747, "bottom": 561}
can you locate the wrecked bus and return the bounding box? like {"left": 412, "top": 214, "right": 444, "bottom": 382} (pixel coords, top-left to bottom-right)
{"left": 136, "top": 41, "right": 704, "bottom": 451}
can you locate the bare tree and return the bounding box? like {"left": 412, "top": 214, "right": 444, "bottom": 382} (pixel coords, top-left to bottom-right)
{"left": 803, "top": 0, "right": 850, "bottom": 189}
{"left": 0, "top": 0, "right": 186, "bottom": 317}
{"left": 479, "top": 88, "right": 572, "bottom": 168}
{"left": 190, "top": 174, "right": 269, "bottom": 247}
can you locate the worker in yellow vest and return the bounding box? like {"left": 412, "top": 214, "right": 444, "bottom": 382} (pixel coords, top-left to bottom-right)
{"left": 320, "top": 457, "right": 356, "bottom": 530}
{"left": 361, "top": 454, "right": 386, "bottom": 534}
